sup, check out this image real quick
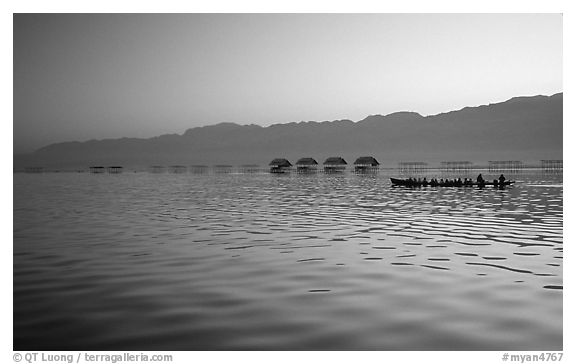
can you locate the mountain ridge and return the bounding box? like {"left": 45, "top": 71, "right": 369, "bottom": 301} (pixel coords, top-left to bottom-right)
{"left": 16, "top": 93, "right": 562, "bottom": 170}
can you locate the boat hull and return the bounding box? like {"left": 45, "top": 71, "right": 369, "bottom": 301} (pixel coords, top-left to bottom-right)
{"left": 390, "top": 178, "right": 514, "bottom": 187}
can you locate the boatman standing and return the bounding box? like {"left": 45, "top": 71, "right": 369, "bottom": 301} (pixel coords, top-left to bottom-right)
{"left": 476, "top": 174, "right": 485, "bottom": 184}
{"left": 498, "top": 174, "right": 506, "bottom": 184}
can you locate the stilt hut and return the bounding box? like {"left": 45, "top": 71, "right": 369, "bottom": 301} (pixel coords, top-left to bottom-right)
{"left": 190, "top": 165, "right": 209, "bottom": 174}
{"left": 89, "top": 166, "right": 105, "bottom": 174}
{"left": 169, "top": 165, "right": 188, "bottom": 173}
{"left": 269, "top": 158, "right": 292, "bottom": 173}
{"left": 149, "top": 165, "right": 165, "bottom": 173}
{"left": 354, "top": 156, "right": 379, "bottom": 173}
{"left": 323, "top": 157, "right": 347, "bottom": 173}
{"left": 107, "top": 166, "right": 123, "bottom": 174}
{"left": 295, "top": 157, "right": 318, "bottom": 173}
{"left": 214, "top": 165, "right": 233, "bottom": 174}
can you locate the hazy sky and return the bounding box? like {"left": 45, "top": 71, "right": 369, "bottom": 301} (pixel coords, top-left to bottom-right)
{"left": 13, "top": 13, "right": 562, "bottom": 153}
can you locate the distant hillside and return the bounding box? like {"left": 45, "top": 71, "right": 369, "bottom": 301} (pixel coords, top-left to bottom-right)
{"left": 14, "top": 93, "right": 562, "bottom": 170}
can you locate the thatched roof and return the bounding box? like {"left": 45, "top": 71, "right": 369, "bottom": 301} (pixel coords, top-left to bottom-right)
{"left": 323, "top": 157, "right": 347, "bottom": 165}
{"left": 354, "top": 156, "right": 379, "bottom": 165}
{"left": 296, "top": 157, "right": 318, "bottom": 166}
{"left": 269, "top": 158, "right": 292, "bottom": 167}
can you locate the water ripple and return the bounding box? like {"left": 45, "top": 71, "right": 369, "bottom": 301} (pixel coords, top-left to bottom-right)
{"left": 14, "top": 171, "right": 563, "bottom": 350}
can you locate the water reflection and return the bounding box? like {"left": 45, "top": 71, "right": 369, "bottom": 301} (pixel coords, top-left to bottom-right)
{"left": 14, "top": 172, "right": 562, "bottom": 350}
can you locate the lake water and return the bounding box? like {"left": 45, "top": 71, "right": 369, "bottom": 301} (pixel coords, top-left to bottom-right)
{"left": 13, "top": 171, "right": 563, "bottom": 350}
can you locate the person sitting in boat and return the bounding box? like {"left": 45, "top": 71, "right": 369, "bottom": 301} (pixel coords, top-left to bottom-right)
{"left": 422, "top": 177, "right": 428, "bottom": 186}
{"left": 456, "top": 178, "right": 463, "bottom": 187}
{"left": 498, "top": 174, "right": 506, "bottom": 184}
{"left": 476, "top": 174, "right": 485, "bottom": 184}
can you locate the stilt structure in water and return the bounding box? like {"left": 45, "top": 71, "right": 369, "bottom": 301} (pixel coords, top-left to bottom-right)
{"left": 269, "top": 158, "right": 292, "bottom": 173}
{"left": 168, "top": 165, "right": 187, "bottom": 173}
{"left": 323, "top": 157, "right": 347, "bottom": 173}
{"left": 541, "top": 160, "right": 562, "bottom": 173}
{"left": 295, "top": 158, "right": 318, "bottom": 173}
{"left": 488, "top": 160, "right": 524, "bottom": 173}
{"left": 24, "top": 167, "right": 44, "bottom": 173}
{"left": 107, "top": 166, "right": 123, "bottom": 174}
{"left": 399, "top": 162, "right": 428, "bottom": 175}
{"left": 441, "top": 161, "right": 472, "bottom": 174}
{"left": 214, "top": 165, "right": 233, "bottom": 174}
{"left": 89, "top": 166, "right": 105, "bottom": 174}
{"left": 190, "top": 165, "right": 209, "bottom": 174}
{"left": 149, "top": 166, "right": 165, "bottom": 173}
{"left": 240, "top": 164, "right": 260, "bottom": 174}
{"left": 354, "top": 156, "right": 379, "bottom": 173}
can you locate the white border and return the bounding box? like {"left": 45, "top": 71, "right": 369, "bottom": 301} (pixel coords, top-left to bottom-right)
{"left": 4, "top": 2, "right": 572, "bottom": 364}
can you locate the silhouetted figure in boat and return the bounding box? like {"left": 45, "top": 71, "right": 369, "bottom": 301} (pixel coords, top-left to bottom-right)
{"left": 456, "top": 178, "right": 463, "bottom": 187}
{"left": 422, "top": 177, "right": 428, "bottom": 186}
{"left": 498, "top": 174, "right": 506, "bottom": 184}
{"left": 476, "top": 173, "right": 485, "bottom": 185}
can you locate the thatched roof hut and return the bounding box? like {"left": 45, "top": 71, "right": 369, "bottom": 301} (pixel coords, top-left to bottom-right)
{"left": 269, "top": 158, "right": 292, "bottom": 167}
{"left": 354, "top": 156, "right": 379, "bottom": 166}
{"left": 296, "top": 157, "right": 318, "bottom": 166}
{"left": 323, "top": 157, "right": 347, "bottom": 165}
{"left": 269, "top": 158, "right": 292, "bottom": 173}
{"left": 324, "top": 156, "right": 347, "bottom": 173}
{"left": 295, "top": 157, "right": 318, "bottom": 173}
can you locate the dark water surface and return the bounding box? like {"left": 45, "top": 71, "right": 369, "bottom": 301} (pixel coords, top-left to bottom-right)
{"left": 13, "top": 172, "right": 563, "bottom": 350}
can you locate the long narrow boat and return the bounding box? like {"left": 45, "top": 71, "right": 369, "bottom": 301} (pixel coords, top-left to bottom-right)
{"left": 390, "top": 177, "right": 515, "bottom": 187}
